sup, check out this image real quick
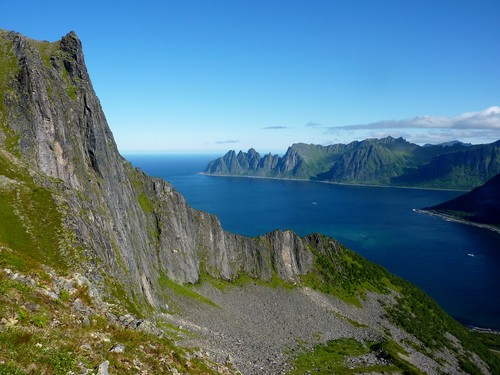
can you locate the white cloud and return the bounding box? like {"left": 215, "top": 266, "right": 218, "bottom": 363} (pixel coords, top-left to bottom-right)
{"left": 328, "top": 106, "right": 500, "bottom": 131}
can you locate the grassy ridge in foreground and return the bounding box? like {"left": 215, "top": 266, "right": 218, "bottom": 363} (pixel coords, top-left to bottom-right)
{"left": 0, "top": 259, "right": 226, "bottom": 374}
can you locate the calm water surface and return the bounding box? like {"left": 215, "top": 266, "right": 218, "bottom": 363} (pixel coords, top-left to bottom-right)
{"left": 126, "top": 154, "right": 500, "bottom": 330}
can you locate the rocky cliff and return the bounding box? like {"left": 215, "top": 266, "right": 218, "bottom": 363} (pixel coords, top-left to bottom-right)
{"left": 205, "top": 137, "right": 500, "bottom": 189}
{"left": 0, "top": 29, "right": 317, "bottom": 306}
{"left": 1, "top": 30, "right": 499, "bottom": 374}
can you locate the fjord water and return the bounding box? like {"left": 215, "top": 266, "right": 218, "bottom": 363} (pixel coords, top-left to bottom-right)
{"left": 126, "top": 154, "right": 500, "bottom": 330}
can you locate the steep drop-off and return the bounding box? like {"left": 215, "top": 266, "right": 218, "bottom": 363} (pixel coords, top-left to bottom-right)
{"left": 1, "top": 30, "right": 499, "bottom": 374}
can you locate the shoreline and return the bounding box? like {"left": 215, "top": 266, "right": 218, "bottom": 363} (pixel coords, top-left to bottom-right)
{"left": 199, "top": 172, "right": 469, "bottom": 192}
{"left": 415, "top": 209, "right": 500, "bottom": 235}
{"left": 468, "top": 326, "right": 500, "bottom": 335}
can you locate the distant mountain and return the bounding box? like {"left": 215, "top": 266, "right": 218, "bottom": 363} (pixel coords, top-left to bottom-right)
{"left": 422, "top": 173, "right": 500, "bottom": 228}
{"left": 204, "top": 137, "right": 500, "bottom": 189}
{"left": 394, "top": 140, "right": 500, "bottom": 189}
{"left": 423, "top": 140, "right": 473, "bottom": 147}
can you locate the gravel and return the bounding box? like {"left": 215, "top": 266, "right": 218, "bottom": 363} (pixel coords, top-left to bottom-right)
{"left": 159, "top": 283, "right": 421, "bottom": 374}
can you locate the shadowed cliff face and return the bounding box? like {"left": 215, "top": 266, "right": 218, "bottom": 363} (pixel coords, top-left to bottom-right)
{"left": 424, "top": 173, "right": 500, "bottom": 226}
{"left": 0, "top": 30, "right": 314, "bottom": 310}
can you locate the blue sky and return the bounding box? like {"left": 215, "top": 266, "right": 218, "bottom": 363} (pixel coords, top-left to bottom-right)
{"left": 1, "top": 0, "right": 499, "bottom": 153}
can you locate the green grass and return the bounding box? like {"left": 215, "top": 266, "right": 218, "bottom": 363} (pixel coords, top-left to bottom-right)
{"left": 300, "top": 237, "right": 390, "bottom": 307}
{"left": 31, "top": 39, "right": 58, "bottom": 69}
{"left": 0, "top": 30, "right": 21, "bottom": 154}
{"left": 385, "top": 277, "right": 500, "bottom": 374}
{"left": 0, "top": 181, "right": 68, "bottom": 272}
{"left": 138, "top": 192, "right": 154, "bottom": 214}
{"left": 289, "top": 338, "right": 368, "bottom": 374}
{"left": 0, "top": 263, "right": 223, "bottom": 375}
{"left": 0, "top": 363, "right": 26, "bottom": 375}
{"left": 158, "top": 273, "right": 218, "bottom": 307}
{"left": 473, "top": 331, "right": 500, "bottom": 354}
{"left": 288, "top": 337, "right": 423, "bottom": 374}
{"left": 105, "top": 278, "right": 146, "bottom": 318}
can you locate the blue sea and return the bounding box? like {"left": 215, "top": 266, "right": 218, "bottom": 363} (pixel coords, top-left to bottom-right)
{"left": 125, "top": 154, "right": 500, "bottom": 330}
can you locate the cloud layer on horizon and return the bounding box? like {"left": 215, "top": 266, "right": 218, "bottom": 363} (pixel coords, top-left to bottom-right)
{"left": 328, "top": 106, "right": 500, "bottom": 131}
{"left": 319, "top": 106, "right": 500, "bottom": 145}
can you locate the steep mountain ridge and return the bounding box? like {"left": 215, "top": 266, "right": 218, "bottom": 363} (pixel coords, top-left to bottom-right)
{"left": 1, "top": 30, "right": 499, "bottom": 374}
{"left": 205, "top": 137, "right": 500, "bottom": 189}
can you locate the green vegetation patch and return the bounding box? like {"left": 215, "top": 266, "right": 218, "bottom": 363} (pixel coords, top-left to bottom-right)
{"left": 473, "top": 331, "right": 500, "bottom": 354}
{"left": 385, "top": 277, "right": 500, "bottom": 373}
{"left": 301, "top": 237, "right": 390, "bottom": 306}
{"left": 105, "top": 278, "right": 146, "bottom": 318}
{"left": 0, "top": 179, "right": 68, "bottom": 272}
{"left": 158, "top": 273, "right": 218, "bottom": 307}
{"left": 289, "top": 337, "right": 422, "bottom": 374}
{"left": 31, "top": 39, "right": 59, "bottom": 69}
{"left": 138, "top": 192, "right": 154, "bottom": 214}
{"left": 0, "top": 31, "right": 21, "bottom": 154}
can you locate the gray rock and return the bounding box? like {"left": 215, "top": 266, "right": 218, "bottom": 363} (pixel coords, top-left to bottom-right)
{"left": 96, "top": 360, "right": 109, "bottom": 375}
{"left": 110, "top": 343, "right": 125, "bottom": 353}
{"left": 24, "top": 302, "right": 40, "bottom": 312}
{"left": 38, "top": 288, "right": 59, "bottom": 300}
{"left": 81, "top": 316, "right": 90, "bottom": 326}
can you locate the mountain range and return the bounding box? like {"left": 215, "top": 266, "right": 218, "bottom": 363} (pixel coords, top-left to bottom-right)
{"left": 0, "top": 29, "right": 499, "bottom": 374}
{"left": 204, "top": 137, "right": 500, "bottom": 190}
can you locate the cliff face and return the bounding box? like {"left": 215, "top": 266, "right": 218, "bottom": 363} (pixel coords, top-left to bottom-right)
{"left": 205, "top": 136, "right": 500, "bottom": 189}
{"left": 0, "top": 30, "right": 314, "bottom": 310}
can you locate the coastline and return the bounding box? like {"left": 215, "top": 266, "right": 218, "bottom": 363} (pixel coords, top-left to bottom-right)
{"left": 199, "top": 172, "right": 469, "bottom": 192}
{"left": 469, "top": 326, "right": 500, "bottom": 335}
{"left": 415, "top": 209, "right": 500, "bottom": 235}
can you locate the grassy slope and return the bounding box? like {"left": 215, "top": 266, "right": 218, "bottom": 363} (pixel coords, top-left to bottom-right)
{"left": 0, "top": 254, "right": 227, "bottom": 374}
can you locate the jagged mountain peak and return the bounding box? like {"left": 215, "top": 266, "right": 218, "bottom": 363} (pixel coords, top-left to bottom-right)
{"left": 206, "top": 137, "right": 499, "bottom": 189}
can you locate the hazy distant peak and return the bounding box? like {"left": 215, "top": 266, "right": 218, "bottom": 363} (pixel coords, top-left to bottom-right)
{"left": 423, "top": 140, "right": 473, "bottom": 147}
